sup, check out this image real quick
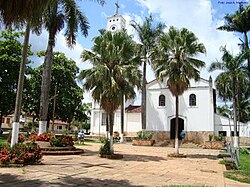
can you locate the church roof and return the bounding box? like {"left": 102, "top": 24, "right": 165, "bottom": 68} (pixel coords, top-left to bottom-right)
{"left": 125, "top": 105, "right": 141, "bottom": 113}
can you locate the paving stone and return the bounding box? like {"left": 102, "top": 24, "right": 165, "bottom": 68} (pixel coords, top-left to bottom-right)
{"left": 0, "top": 142, "right": 247, "bottom": 186}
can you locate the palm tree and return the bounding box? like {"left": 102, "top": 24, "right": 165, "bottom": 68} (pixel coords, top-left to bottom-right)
{"left": 218, "top": 4, "right": 250, "bottom": 73}
{"left": 131, "top": 15, "right": 165, "bottom": 131}
{"left": 0, "top": 1, "right": 51, "bottom": 146}
{"left": 209, "top": 46, "right": 248, "bottom": 148}
{"left": 217, "top": 105, "right": 231, "bottom": 118}
{"left": 152, "top": 26, "right": 206, "bottom": 155}
{"left": 0, "top": 0, "right": 50, "bottom": 26}
{"left": 79, "top": 30, "right": 141, "bottom": 153}
{"left": 38, "top": 0, "right": 105, "bottom": 134}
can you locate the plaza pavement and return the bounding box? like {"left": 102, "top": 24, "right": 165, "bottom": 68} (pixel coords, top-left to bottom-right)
{"left": 0, "top": 142, "right": 249, "bottom": 187}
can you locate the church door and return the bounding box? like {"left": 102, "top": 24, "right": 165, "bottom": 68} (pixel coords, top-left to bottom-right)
{"left": 170, "top": 118, "right": 184, "bottom": 139}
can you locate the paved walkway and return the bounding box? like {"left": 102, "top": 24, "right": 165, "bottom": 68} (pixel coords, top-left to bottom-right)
{"left": 0, "top": 142, "right": 249, "bottom": 187}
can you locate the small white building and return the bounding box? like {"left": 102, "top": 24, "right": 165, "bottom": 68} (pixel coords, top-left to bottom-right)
{"left": 90, "top": 103, "right": 141, "bottom": 137}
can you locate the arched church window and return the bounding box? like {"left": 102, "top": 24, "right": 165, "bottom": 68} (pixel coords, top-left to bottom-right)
{"left": 159, "top": 94, "right": 165, "bottom": 106}
{"left": 189, "top": 94, "right": 196, "bottom": 106}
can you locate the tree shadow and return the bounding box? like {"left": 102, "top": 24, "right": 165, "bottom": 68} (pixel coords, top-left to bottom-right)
{"left": 82, "top": 149, "right": 99, "bottom": 156}
{"left": 0, "top": 173, "right": 142, "bottom": 187}
{"left": 61, "top": 175, "right": 144, "bottom": 187}
{"left": 121, "top": 153, "right": 167, "bottom": 162}
{"left": 0, "top": 173, "right": 43, "bottom": 187}
{"left": 186, "top": 154, "right": 218, "bottom": 160}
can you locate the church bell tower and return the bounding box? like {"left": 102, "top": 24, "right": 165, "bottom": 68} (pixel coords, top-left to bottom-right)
{"left": 106, "top": 0, "right": 126, "bottom": 32}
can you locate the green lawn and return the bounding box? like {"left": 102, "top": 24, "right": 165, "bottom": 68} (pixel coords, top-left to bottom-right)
{"left": 74, "top": 138, "right": 101, "bottom": 146}
{"left": 0, "top": 134, "right": 8, "bottom": 145}
{"left": 224, "top": 153, "right": 250, "bottom": 184}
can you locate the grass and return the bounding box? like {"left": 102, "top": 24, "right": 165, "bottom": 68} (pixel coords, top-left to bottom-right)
{"left": 74, "top": 138, "right": 100, "bottom": 146}
{"left": 0, "top": 134, "right": 8, "bottom": 145}
{"left": 223, "top": 153, "right": 250, "bottom": 184}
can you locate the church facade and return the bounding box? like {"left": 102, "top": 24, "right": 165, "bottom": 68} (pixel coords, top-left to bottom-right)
{"left": 90, "top": 77, "right": 250, "bottom": 144}
{"left": 89, "top": 2, "right": 250, "bottom": 144}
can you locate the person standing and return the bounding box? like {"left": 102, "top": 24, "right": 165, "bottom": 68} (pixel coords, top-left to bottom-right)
{"left": 180, "top": 130, "right": 186, "bottom": 145}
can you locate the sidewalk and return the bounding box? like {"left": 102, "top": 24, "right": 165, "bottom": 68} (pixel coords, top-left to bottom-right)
{"left": 0, "top": 142, "right": 249, "bottom": 187}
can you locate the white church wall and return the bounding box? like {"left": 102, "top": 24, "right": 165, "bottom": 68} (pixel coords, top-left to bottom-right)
{"left": 147, "top": 89, "right": 172, "bottom": 131}
{"left": 183, "top": 87, "right": 212, "bottom": 131}
{"left": 146, "top": 82, "right": 213, "bottom": 132}
{"left": 125, "top": 113, "right": 141, "bottom": 134}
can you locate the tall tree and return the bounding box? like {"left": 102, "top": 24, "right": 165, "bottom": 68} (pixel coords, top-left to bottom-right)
{"left": 209, "top": 46, "right": 248, "bottom": 148}
{"left": 38, "top": 0, "right": 105, "bottom": 134}
{"left": 0, "top": 30, "right": 28, "bottom": 133}
{"left": 152, "top": 26, "right": 206, "bottom": 155}
{"left": 79, "top": 30, "right": 141, "bottom": 153}
{"left": 131, "top": 15, "right": 165, "bottom": 130}
{"left": 0, "top": 1, "right": 50, "bottom": 146}
{"left": 24, "top": 51, "right": 83, "bottom": 128}
{"left": 218, "top": 4, "right": 250, "bottom": 73}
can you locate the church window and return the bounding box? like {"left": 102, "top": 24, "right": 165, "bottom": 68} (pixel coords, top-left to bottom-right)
{"left": 101, "top": 113, "right": 107, "bottom": 126}
{"left": 117, "top": 19, "right": 119, "bottom": 21}
{"left": 189, "top": 94, "right": 196, "bottom": 106}
{"left": 159, "top": 94, "right": 165, "bottom": 106}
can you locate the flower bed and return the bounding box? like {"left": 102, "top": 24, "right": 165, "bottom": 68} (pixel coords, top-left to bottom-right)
{"left": 29, "top": 133, "right": 53, "bottom": 142}
{"left": 7, "top": 134, "right": 25, "bottom": 144}
{"left": 50, "top": 135, "right": 74, "bottom": 147}
{"left": 0, "top": 142, "right": 42, "bottom": 166}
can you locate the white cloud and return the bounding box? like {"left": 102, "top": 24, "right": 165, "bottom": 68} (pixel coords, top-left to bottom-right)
{"left": 135, "top": 0, "right": 240, "bottom": 81}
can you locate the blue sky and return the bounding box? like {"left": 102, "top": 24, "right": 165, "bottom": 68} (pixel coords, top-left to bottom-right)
{"left": 26, "top": 0, "right": 249, "bottom": 103}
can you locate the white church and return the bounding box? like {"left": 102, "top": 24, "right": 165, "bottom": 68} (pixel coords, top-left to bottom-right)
{"left": 90, "top": 3, "right": 250, "bottom": 145}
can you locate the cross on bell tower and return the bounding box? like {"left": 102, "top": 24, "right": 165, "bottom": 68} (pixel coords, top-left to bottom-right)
{"left": 106, "top": 0, "right": 126, "bottom": 32}
{"left": 115, "top": 0, "right": 119, "bottom": 15}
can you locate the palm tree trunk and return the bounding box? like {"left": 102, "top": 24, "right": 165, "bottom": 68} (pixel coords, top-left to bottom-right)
{"left": 109, "top": 112, "right": 114, "bottom": 154}
{"left": 120, "top": 91, "right": 124, "bottom": 142}
{"left": 0, "top": 112, "right": 3, "bottom": 136}
{"left": 39, "top": 30, "right": 54, "bottom": 135}
{"left": 244, "top": 32, "right": 250, "bottom": 74}
{"left": 52, "top": 83, "right": 58, "bottom": 133}
{"left": 106, "top": 113, "right": 109, "bottom": 138}
{"left": 233, "top": 84, "right": 238, "bottom": 149}
{"left": 11, "top": 23, "right": 30, "bottom": 147}
{"left": 141, "top": 60, "right": 147, "bottom": 130}
{"left": 175, "top": 96, "right": 179, "bottom": 155}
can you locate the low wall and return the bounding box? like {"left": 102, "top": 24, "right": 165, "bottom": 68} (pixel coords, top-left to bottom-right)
{"left": 125, "top": 131, "right": 213, "bottom": 144}
{"left": 225, "top": 137, "right": 250, "bottom": 146}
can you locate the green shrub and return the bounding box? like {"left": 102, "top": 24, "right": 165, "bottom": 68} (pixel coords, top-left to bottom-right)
{"left": 99, "top": 138, "right": 111, "bottom": 155}
{"left": 50, "top": 135, "right": 74, "bottom": 147}
{"left": 63, "top": 129, "right": 70, "bottom": 135}
{"left": 74, "top": 130, "right": 78, "bottom": 141}
{"left": 136, "top": 131, "right": 153, "bottom": 140}
{"left": 239, "top": 147, "right": 250, "bottom": 155}
{"left": 217, "top": 133, "right": 224, "bottom": 141}
{"left": 209, "top": 133, "right": 214, "bottom": 141}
